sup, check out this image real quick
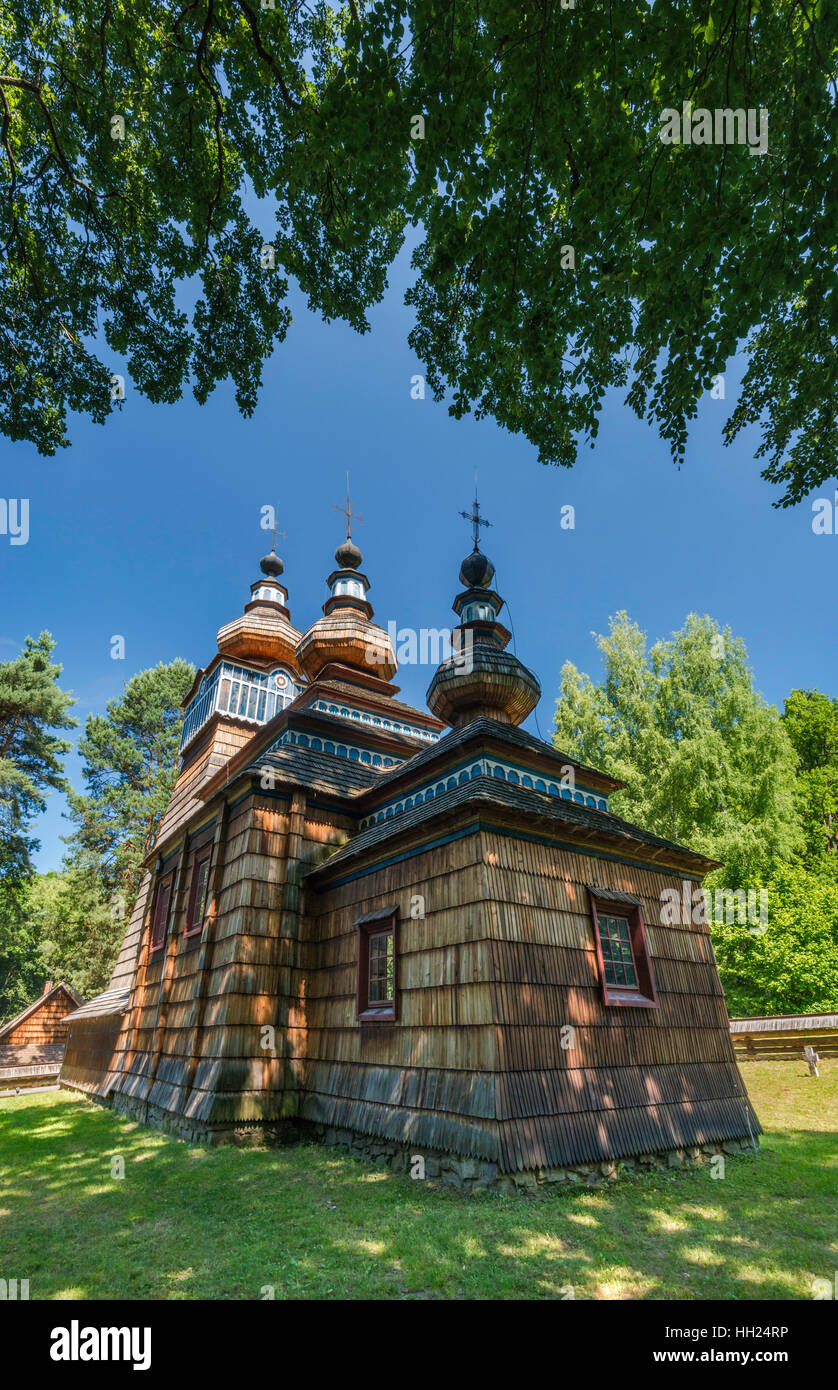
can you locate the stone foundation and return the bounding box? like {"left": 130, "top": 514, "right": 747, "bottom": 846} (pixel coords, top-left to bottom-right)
{"left": 305, "top": 1124, "right": 760, "bottom": 1195}
{"left": 496, "top": 1136, "right": 760, "bottom": 1194}
{"left": 305, "top": 1122, "right": 500, "bottom": 1191}
{"left": 73, "top": 1089, "right": 760, "bottom": 1193}
{"left": 107, "top": 1090, "right": 301, "bottom": 1148}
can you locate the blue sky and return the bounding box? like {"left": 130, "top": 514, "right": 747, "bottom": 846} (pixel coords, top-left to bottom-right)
{"left": 2, "top": 242, "right": 835, "bottom": 872}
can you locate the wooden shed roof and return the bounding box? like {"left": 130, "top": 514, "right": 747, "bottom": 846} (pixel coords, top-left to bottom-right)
{"left": 63, "top": 986, "right": 131, "bottom": 1022}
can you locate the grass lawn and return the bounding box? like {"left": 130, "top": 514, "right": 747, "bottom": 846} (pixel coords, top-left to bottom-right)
{"left": 1, "top": 1060, "right": 835, "bottom": 1300}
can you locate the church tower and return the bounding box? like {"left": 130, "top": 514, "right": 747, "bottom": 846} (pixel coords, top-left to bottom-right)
{"left": 427, "top": 499, "right": 540, "bottom": 727}
{"left": 104, "top": 542, "right": 306, "bottom": 1005}
{"left": 295, "top": 527, "right": 396, "bottom": 686}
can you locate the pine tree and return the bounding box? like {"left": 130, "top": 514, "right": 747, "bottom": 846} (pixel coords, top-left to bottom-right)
{"left": 0, "top": 632, "right": 76, "bottom": 1020}
{"left": 65, "top": 660, "right": 195, "bottom": 916}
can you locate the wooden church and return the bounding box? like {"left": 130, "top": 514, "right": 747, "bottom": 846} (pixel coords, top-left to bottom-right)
{"left": 61, "top": 502, "right": 760, "bottom": 1190}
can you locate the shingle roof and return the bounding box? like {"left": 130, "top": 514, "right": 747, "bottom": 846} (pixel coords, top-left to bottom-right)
{"left": 288, "top": 709, "right": 425, "bottom": 756}
{"left": 64, "top": 986, "right": 131, "bottom": 1022}
{"left": 0, "top": 981, "right": 83, "bottom": 1040}
{"left": 306, "top": 772, "right": 715, "bottom": 880}
{"left": 729, "top": 1013, "right": 838, "bottom": 1033}
{"left": 354, "top": 717, "right": 623, "bottom": 803}
{"left": 244, "top": 740, "right": 383, "bottom": 799}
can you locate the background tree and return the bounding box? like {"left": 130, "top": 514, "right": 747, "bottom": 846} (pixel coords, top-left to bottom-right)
{"left": 1, "top": 1, "right": 836, "bottom": 503}
{"left": 553, "top": 612, "right": 802, "bottom": 887}
{"left": 0, "top": 633, "right": 76, "bottom": 1020}
{"left": 65, "top": 660, "right": 195, "bottom": 917}
{"left": 25, "top": 868, "right": 123, "bottom": 1000}
{"left": 782, "top": 688, "right": 838, "bottom": 867}
{"left": 712, "top": 862, "right": 838, "bottom": 1015}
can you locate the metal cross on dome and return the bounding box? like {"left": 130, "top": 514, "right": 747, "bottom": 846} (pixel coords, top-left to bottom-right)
{"left": 333, "top": 473, "right": 364, "bottom": 539}
{"left": 459, "top": 489, "right": 492, "bottom": 550}
{"left": 268, "top": 508, "right": 286, "bottom": 553}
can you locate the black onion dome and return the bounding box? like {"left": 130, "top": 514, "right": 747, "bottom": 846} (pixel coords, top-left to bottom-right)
{"left": 459, "top": 548, "right": 495, "bottom": 590}
{"left": 260, "top": 550, "right": 284, "bottom": 578}
{"left": 335, "top": 538, "right": 363, "bottom": 570}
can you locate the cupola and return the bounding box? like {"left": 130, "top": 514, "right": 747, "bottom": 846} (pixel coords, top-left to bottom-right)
{"left": 216, "top": 543, "right": 302, "bottom": 671}
{"left": 295, "top": 500, "right": 397, "bottom": 683}
{"left": 426, "top": 499, "right": 540, "bottom": 728}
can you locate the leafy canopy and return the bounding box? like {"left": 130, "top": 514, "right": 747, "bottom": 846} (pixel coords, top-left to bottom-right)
{"left": 26, "top": 868, "right": 124, "bottom": 1001}
{"left": 782, "top": 688, "right": 838, "bottom": 863}
{"left": 1, "top": 1, "right": 836, "bottom": 503}
{"left": 0, "top": 631, "right": 76, "bottom": 878}
{"left": 712, "top": 861, "right": 838, "bottom": 1015}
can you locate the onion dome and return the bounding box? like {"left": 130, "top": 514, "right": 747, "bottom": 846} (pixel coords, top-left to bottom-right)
{"left": 426, "top": 547, "right": 540, "bottom": 728}
{"left": 335, "top": 538, "right": 362, "bottom": 570}
{"left": 295, "top": 535, "right": 396, "bottom": 683}
{"left": 216, "top": 549, "right": 302, "bottom": 672}
{"left": 459, "top": 548, "right": 495, "bottom": 590}
{"left": 260, "top": 549, "right": 284, "bottom": 578}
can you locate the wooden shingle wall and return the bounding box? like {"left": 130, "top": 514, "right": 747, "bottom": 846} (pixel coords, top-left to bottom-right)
{"left": 480, "top": 830, "right": 760, "bottom": 1171}
{"left": 106, "top": 790, "right": 356, "bottom": 1132}
{"left": 302, "top": 829, "right": 499, "bottom": 1160}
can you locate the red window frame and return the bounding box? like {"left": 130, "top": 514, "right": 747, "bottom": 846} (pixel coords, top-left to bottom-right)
{"left": 356, "top": 912, "right": 397, "bottom": 1022}
{"left": 150, "top": 873, "right": 174, "bottom": 953}
{"left": 589, "top": 892, "right": 658, "bottom": 1009}
{"left": 185, "top": 851, "right": 212, "bottom": 938}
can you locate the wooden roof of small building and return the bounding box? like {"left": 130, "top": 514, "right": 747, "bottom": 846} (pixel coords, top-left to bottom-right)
{"left": 0, "top": 982, "right": 83, "bottom": 1042}
{"left": 729, "top": 1013, "right": 838, "bottom": 1033}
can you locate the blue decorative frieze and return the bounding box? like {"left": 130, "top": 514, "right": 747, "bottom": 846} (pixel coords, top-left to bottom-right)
{"left": 268, "top": 728, "right": 406, "bottom": 770}
{"left": 358, "top": 757, "right": 609, "bottom": 829}
{"left": 306, "top": 697, "right": 440, "bottom": 744}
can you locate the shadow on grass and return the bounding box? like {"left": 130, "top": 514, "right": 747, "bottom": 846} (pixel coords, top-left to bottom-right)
{"left": 0, "top": 1092, "right": 833, "bottom": 1301}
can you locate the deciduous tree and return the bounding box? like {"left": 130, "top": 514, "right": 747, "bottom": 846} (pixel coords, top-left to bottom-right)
{"left": 1, "top": 2, "right": 835, "bottom": 502}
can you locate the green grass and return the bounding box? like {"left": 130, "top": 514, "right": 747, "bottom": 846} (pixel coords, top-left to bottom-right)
{"left": 1, "top": 1060, "right": 835, "bottom": 1300}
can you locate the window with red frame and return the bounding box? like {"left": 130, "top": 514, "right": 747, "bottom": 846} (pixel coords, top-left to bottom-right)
{"left": 150, "top": 874, "right": 173, "bottom": 952}
{"left": 590, "top": 894, "right": 658, "bottom": 1008}
{"left": 356, "top": 911, "right": 397, "bottom": 1021}
{"left": 185, "top": 851, "right": 212, "bottom": 937}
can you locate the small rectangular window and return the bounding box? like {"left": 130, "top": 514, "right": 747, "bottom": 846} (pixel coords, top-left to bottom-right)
{"left": 150, "top": 874, "right": 173, "bottom": 953}
{"left": 597, "top": 914, "right": 639, "bottom": 988}
{"left": 589, "top": 892, "right": 658, "bottom": 1008}
{"left": 356, "top": 910, "right": 397, "bottom": 1021}
{"left": 185, "top": 852, "right": 212, "bottom": 937}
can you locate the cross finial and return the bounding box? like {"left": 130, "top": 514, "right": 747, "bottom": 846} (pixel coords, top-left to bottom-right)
{"left": 459, "top": 476, "right": 492, "bottom": 551}
{"left": 268, "top": 507, "right": 287, "bottom": 553}
{"left": 333, "top": 472, "right": 364, "bottom": 539}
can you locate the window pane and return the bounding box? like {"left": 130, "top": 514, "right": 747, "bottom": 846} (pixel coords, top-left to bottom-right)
{"left": 368, "top": 931, "right": 394, "bottom": 1003}
{"left": 598, "top": 913, "right": 638, "bottom": 990}
{"left": 190, "top": 858, "right": 210, "bottom": 932}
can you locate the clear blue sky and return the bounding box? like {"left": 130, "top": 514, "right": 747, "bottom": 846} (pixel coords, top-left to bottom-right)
{"left": 2, "top": 241, "right": 835, "bottom": 872}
